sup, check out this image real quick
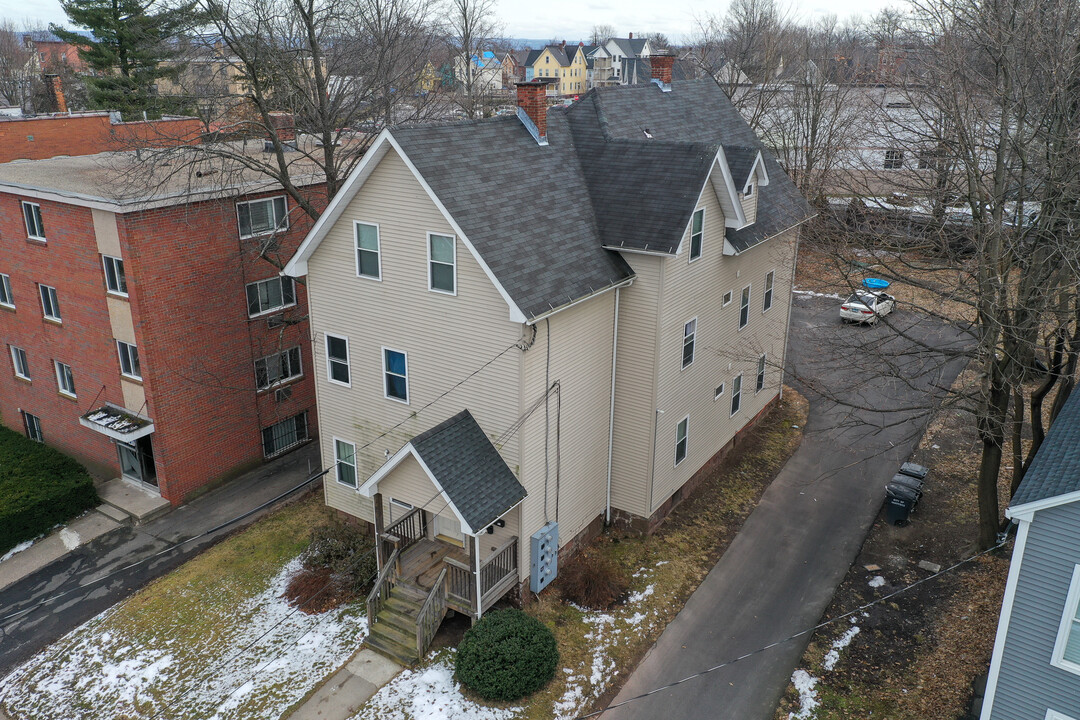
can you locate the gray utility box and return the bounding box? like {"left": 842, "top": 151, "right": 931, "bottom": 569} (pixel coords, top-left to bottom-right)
{"left": 530, "top": 521, "right": 559, "bottom": 594}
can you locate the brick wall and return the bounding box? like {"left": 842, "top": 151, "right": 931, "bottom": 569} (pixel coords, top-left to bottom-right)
{"left": 0, "top": 114, "right": 203, "bottom": 163}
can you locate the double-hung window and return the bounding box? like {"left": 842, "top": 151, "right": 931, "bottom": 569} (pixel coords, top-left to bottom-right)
{"left": 326, "top": 334, "right": 350, "bottom": 386}
{"left": 689, "top": 209, "right": 704, "bottom": 261}
{"left": 1052, "top": 565, "right": 1080, "bottom": 675}
{"left": 55, "top": 360, "right": 76, "bottom": 397}
{"left": 763, "top": 270, "right": 775, "bottom": 313}
{"left": 428, "top": 233, "right": 456, "bottom": 294}
{"left": 237, "top": 196, "right": 288, "bottom": 238}
{"left": 254, "top": 346, "right": 302, "bottom": 390}
{"left": 731, "top": 374, "right": 743, "bottom": 415}
{"left": 355, "top": 222, "right": 381, "bottom": 280}
{"left": 261, "top": 412, "right": 308, "bottom": 457}
{"left": 39, "top": 284, "right": 61, "bottom": 322}
{"left": 739, "top": 285, "right": 751, "bottom": 330}
{"left": 335, "top": 438, "right": 357, "bottom": 487}
{"left": 116, "top": 340, "right": 141, "bottom": 379}
{"left": 756, "top": 354, "right": 767, "bottom": 392}
{"left": 675, "top": 416, "right": 688, "bottom": 466}
{"left": 23, "top": 412, "right": 42, "bottom": 442}
{"left": 0, "top": 273, "right": 13, "bottom": 308}
{"left": 22, "top": 201, "right": 44, "bottom": 240}
{"left": 682, "top": 318, "right": 697, "bottom": 369}
{"left": 383, "top": 348, "right": 408, "bottom": 403}
{"left": 246, "top": 276, "right": 295, "bottom": 317}
{"left": 103, "top": 256, "right": 127, "bottom": 296}
{"left": 10, "top": 346, "right": 29, "bottom": 380}
{"left": 884, "top": 149, "right": 904, "bottom": 170}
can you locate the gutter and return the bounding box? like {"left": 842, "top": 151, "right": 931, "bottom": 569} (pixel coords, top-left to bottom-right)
{"left": 526, "top": 276, "right": 634, "bottom": 325}
{"left": 605, "top": 286, "right": 621, "bottom": 524}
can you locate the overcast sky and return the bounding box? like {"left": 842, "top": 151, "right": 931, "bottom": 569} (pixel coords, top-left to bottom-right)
{"left": 5, "top": 0, "right": 902, "bottom": 43}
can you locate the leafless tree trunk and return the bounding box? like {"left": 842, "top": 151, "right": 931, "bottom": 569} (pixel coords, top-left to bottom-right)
{"left": 445, "top": 0, "right": 501, "bottom": 119}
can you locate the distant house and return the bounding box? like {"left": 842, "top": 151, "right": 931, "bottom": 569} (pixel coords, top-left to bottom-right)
{"left": 454, "top": 51, "right": 502, "bottom": 93}
{"left": 20, "top": 30, "right": 90, "bottom": 73}
{"left": 501, "top": 50, "right": 529, "bottom": 88}
{"left": 583, "top": 44, "right": 614, "bottom": 88}
{"left": 283, "top": 57, "right": 811, "bottom": 662}
{"left": 523, "top": 42, "right": 588, "bottom": 96}
{"left": 981, "top": 389, "right": 1080, "bottom": 719}
{"left": 603, "top": 34, "right": 652, "bottom": 84}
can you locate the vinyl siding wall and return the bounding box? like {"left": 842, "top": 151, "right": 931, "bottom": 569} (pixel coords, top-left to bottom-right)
{"left": 519, "top": 291, "right": 617, "bottom": 580}
{"left": 988, "top": 502, "right": 1080, "bottom": 720}
{"left": 741, "top": 189, "right": 758, "bottom": 225}
{"left": 304, "top": 147, "right": 525, "bottom": 524}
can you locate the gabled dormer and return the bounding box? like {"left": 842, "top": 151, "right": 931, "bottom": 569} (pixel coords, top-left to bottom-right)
{"left": 722, "top": 146, "right": 770, "bottom": 228}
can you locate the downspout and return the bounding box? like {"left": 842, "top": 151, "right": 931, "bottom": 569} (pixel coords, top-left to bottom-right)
{"left": 474, "top": 533, "right": 483, "bottom": 620}
{"left": 605, "top": 287, "right": 621, "bottom": 524}
{"left": 779, "top": 228, "right": 803, "bottom": 402}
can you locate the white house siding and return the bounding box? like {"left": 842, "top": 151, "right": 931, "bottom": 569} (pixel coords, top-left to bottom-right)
{"left": 648, "top": 181, "right": 798, "bottom": 514}
{"left": 740, "top": 190, "right": 758, "bottom": 225}
{"left": 304, "top": 147, "right": 525, "bottom": 524}
{"left": 608, "top": 254, "right": 662, "bottom": 518}
{"left": 519, "top": 291, "right": 617, "bottom": 581}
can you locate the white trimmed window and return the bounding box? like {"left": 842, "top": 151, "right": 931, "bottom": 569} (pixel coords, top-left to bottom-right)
{"left": 383, "top": 347, "right": 409, "bottom": 403}
{"left": 682, "top": 318, "right": 697, "bottom": 369}
{"left": 261, "top": 411, "right": 308, "bottom": 457}
{"left": 763, "top": 270, "right": 775, "bottom": 312}
{"left": 739, "top": 285, "right": 751, "bottom": 330}
{"left": 335, "top": 438, "right": 357, "bottom": 487}
{"left": 246, "top": 276, "right": 295, "bottom": 317}
{"left": 237, "top": 196, "right": 288, "bottom": 238}
{"left": 675, "top": 416, "right": 688, "bottom": 466}
{"left": 745, "top": 182, "right": 754, "bottom": 198}
{"left": 23, "top": 411, "right": 42, "bottom": 442}
{"left": 55, "top": 360, "right": 76, "bottom": 397}
{"left": 254, "top": 346, "right": 302, "bottom": 390}
{"left": 428, "top": 233, "right": 456, "bottom": 294}
{"left": 0, "top": 273, "right": 13, "bottom": 308}
{"left": 722, "top": 290, "right": 732, "bottom": 307}
{"left": 325, "top": 334, "right": 350, "bottom": 386}
{"left": 22, "top": 201, "right": 44, "bottom": 240}
{"left": 103, "top": 255, "right": 127, "bottom": 296}
{"left": 116, "top": 340, "right": 141, "bottom": 379}
{"left": 714, "top": 383, "right": 725, "bottom": 400}
{"left": 757, "top": 354, "right": 767, "bottom": 392}
{"left": 10, "top": 346, "right": 29, "bottom": 380}
{"left": 689, "top": 209, "right": 704, "bottom": 261}
{"left": 39, "top": 284, "right": 61, "bottom": 322}
{"left": 1051, "top": 565, "right": 1080, "bottom": 675}
{"left": 884, "top": 149, "right": 904, "bottom": 170}
{"left": 355, "top": 222, "right": 381, "bottom": 280}
{"left": 731, "top": 374, "right": 743, "bottom": 415}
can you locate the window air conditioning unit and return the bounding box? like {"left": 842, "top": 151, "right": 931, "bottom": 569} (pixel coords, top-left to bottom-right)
{"left": 274, "top": 386, "right": 292, "bottom": 403}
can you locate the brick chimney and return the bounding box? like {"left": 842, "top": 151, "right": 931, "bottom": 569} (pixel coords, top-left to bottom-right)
{"left": 44, "top": 74, "right": 67, "bottom": 113}
{"left": 650, "top": 51, "right": 674, "bottom": 91}
{"left": 629, "top": 32, "right": 633, "bottom": 39}
{"left": 515, "top": 79, "right": 554, "bottom": 145}
{"left": 268, "top": 111, "right": 296, "bottom": 142}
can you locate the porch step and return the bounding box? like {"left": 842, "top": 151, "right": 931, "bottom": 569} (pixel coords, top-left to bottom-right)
{"left": 365, "top": 632, "right": 420, "bottom": 667}
{"left": 365, "top": 583, "right": 429, "bottom": 666}
{"left": 96, "top": 479, "right": 171, "bottom": 524}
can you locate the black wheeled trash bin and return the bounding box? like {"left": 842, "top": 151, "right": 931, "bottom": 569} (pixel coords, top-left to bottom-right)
{"left": 885, "top": 483, "right": 919, "bottom": 526}
{"left": 889, "top": 472, "right": 924, "bottom": 499}
{"left": 899, "top": 462, "right": 929, "bottom": 480}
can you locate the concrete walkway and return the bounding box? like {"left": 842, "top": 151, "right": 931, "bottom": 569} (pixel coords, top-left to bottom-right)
{"left": 0, "top": 443, "right": 321, "bottom": 675}
{"left": 602, "top": 296, "right": 969, "bottom": 720}
{"left": 286, "top": 649, "right": 401, "bottom": 720}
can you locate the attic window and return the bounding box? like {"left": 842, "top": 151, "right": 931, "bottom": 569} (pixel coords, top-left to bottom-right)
{"left": 745, "top": 183, "right": 754, "bottom": 198}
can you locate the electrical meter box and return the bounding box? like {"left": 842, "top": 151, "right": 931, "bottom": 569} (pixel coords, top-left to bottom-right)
{"left": 530, "top": 521, "right": 559, "bottom": 593}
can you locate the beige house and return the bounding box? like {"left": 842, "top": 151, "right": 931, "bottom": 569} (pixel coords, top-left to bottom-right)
{"left": 283, "top": 57, "right": 812, "bottom": 663}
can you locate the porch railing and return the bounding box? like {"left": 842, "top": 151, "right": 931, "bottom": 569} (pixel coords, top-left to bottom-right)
{"left": 366, "top": 547, "right": 400, "bottom": 624}
{"left": 480, "top": 536, "right": 519, "bottom": 609}
{"left": 382, "top": 507, "right": 425, "bottom": 560}
{"left": 445, "top": 557, "right": 473, "bottom": 612}
{"left": 416, "top": 567, "right": 448, "bottom": 657}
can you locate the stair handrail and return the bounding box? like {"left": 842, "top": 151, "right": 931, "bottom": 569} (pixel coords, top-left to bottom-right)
{"left": 415, "top": 567, "right": 448, "bottom": 657}
{"left": 366, "top": 546, "right": 401, "bottom": 624}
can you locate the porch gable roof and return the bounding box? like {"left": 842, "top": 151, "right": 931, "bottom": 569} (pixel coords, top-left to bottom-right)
{"left": 358, "top": 410, "right": 526, "bottom": 534}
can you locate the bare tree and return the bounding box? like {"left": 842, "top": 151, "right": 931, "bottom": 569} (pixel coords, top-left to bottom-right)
{"left": 0, "top": 21, "right": 35, "bottom": 109}
{"left": 589, "top": 24, "right": 614, "bottom": 46}
{"left": 445, "top": 0, "right": 502, "bottom": 119}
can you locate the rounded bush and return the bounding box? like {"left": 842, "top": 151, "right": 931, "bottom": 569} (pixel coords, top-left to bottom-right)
{"left": 454, "top": 608, "right": 559, "bottom": 701}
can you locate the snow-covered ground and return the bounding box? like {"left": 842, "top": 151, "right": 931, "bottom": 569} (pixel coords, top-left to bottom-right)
{"left": 0, "top": 539, "right": 35, "bottom": 563}
{"left": 787, "top": 616, "right": 867, "bottom": 718}
{"left": 0, "top": 558, "right": 365, "bottom": 720}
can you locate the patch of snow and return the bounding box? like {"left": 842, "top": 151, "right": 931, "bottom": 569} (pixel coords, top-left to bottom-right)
{"left": 59, "top": 528, "right": 80, "bottom": 551}
{"left": 626, "top": 612, "right": 647, "bottom": 626}
{"left": 793, "top": 289, "right": 845, "bottom": 301}
{"left": 654, "top": 560, "right": 669, "bottom": 566}
{"left": 869, "top": 575, "right": 886, "bottom": 588}
{"left": 788, "top": 669, "right": 820, "bottom": 719}
{"left": 822, "top": 626, "right": 860, "bottom": 671}
{"left": 627, "top": 585, "right": 655, "bottom": 604}
{"left": 0, "top": 557, "right": 366, "bottom": 720}
{"left": 353, "top": 659, "right": 520, "bottom": 720}
{"left": 1, "top": 539, "right": 35, "bottom": 563}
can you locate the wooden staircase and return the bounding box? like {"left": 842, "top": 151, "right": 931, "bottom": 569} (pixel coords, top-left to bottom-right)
{"left": 365, "top": 582, "right": 428, "bottom": 666}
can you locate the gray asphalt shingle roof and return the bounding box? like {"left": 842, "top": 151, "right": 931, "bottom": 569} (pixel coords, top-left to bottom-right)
{"left": 1010, "top": 390, "right": 1080, "bottom": 508}
{"left": 390, "top": 77, "right": 811, "bottom": 317}
{"left": 724, "top": 145, "right": 760, "bottom": 189}
{"left": 410, "top": 410, "right": 527, "bottom": 532}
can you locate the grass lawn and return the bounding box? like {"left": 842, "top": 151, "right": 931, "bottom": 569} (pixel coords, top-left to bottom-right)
{"left": 351, "top": 389, "right": 809, "bottom": 720}
{"left": 0, "top": 495, "right": 366, "bottom": 720}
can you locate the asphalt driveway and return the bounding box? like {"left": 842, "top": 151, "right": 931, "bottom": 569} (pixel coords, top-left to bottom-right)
{"left": 602, "top": 294, "right": 970, "bottom": 720}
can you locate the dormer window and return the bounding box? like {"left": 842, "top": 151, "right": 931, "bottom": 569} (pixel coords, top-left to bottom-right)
{"left": 745, "top": 183, "right": 754, "bottom": 198}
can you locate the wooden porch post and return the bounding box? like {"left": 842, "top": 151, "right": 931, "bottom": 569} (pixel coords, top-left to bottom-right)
{"left": 373, "top": 492, "right": 385, "bottom": 569}
{"left": 470, "top": 532, "right": 481, "bottom": 623}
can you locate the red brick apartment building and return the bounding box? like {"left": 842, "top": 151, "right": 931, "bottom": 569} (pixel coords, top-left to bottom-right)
{"left": 0, "top": 123, "right": 325, "bottom": 504}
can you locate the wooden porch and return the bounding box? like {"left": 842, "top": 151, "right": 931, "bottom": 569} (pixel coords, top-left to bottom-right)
{"left": 365, "top": 506, "right": 521, "bottom": 665}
